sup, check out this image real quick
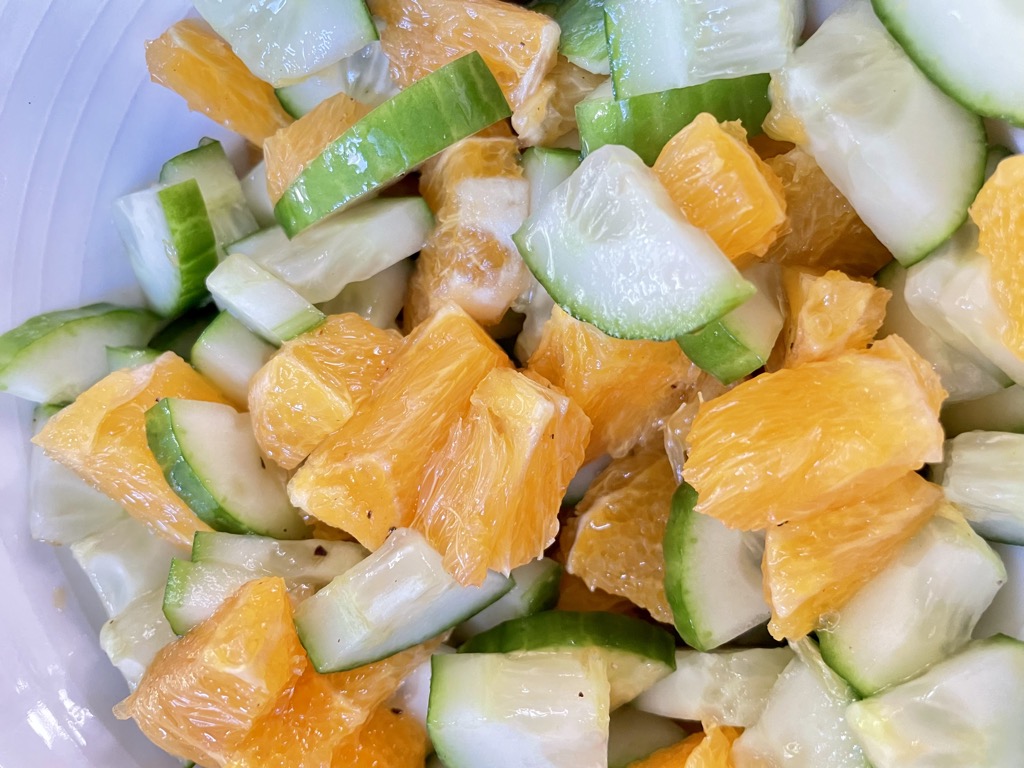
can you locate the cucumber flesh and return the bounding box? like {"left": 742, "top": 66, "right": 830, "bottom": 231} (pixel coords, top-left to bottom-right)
{"left": 240, "top": 161, "right": 276, "bottom": 228}
{"left": 544, "top": 0, "right": 610, "bottom": 75}
{"left": 317, "top": 258, "right": 413, "bottom": 331}
{"left": 190, "top": 311, "right": 276, "bottom": 407}
{"left": 634, "top": 647, "right": 794, "bottom": 727}
{"left": 606, "top": 705, "right": 686, "bottom": 768}
{"left": 390, "top": 644, "right": 456, "bottom": 730}
{"left": 943, "top": 385, "right": 1024, "bottom": 438}
{"left": 562, "top": 454, "right": 612, "bottom": 506}
{"left": 275, "top": 41, "right": 400, "bottom": 116}
{"left": 975, "top": 543, "right": 1024, "bottom": 642}
{"left": 148, "top": 302, "right": 219, "bottom": 360}
{"left": 451, "top": 558, "right": 562, "bottom": 644}
{"left": 293, "top": 528, "right": 513, "bottom": 672}
{"left": 190, "top": 531, "right": 367, "bottom": 584}
{"left": 106, "top": 346, "right": 161, "bottom": 371}
{"left": 162, "top": 558, "right": 258, "bottom": 635}
{"left": 99, "top": 588, "right": 176, "bottom": 690}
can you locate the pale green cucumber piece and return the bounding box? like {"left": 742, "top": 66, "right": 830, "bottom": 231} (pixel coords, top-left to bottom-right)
{"left": 190, "top": 311, "right": 276, "bottom": 407}
{"left": 274, "top": 52, "right": 511, "bottom": 236}
{"left": 459, "top": 610, "right": 675, "bottom": 708}
{"left": 604, "top": 0, "right": 802, "bottom": 99}
{"left": 976, "top": 543, "right": 1024, "bottom": 642}
{"left": 193, "top": 0, "right": 378, "bottom": 87}
{"left": 114, "top": 179, "right": 219, "bottom": 317}
{"left": 428, "top": 650, "right": 610, "bottom": 768}
{"left": 846, "top": 636, "right": 1024, "bottom": 767}
{"left": 768, "top": 0, "right": 986, "bottom": 266}
{"left": 162, "top": 558, "right": 256, "bottom": 635}
{"left": 293, "top": 528, "right": 513, "bottom": 672}
{"left": 391, "top": 644, "right": 456, "bottom": 729}
{"left": 663, "top": 482, "right": 770, "bottom": 651}
{"left": 635, "top": 647, "right": 793, "bottom": 728}
{"left": 106, "top": 346, "right": 161, "bottom": 371}
{"left": 146, "top": 398, "right": 309, "bottom": 539}
{"left": 240, "top": 161, "right": 276, "bottom": 228}
{"left": 732, "top": 640, "right": 869, "bottom": 768}
{"left": 99, "top": 588, "right": 176, "bottom": 690}
{"left": 607, "top": 706, "right": 686, "bottom": 768}
{"left": 818, "top": 508, "right": 1006, "bottom": 696}
{"left": 0, "top": 304, "right": 160, "bottom": 403}
{"left": 562, "top": 454, "right": 612, "bottom": 506}
{"left": 677, "top": 262, "right": 783, "bottom": 385}
{"left": 451, "top": 558, "right": 562, "bottom": 644}
{"left": 943, "top": 385, "right": 1024, "bottom": 438}
{"left": 275, "top": 41, "right": 400, "bottom": 116}
{"left": 540, "top": 0, "right": 609, "bottom": 75}
{"left": 148, "top": 302, "right": 219, "bottom": 360}
{"left": 206, "top": 253, "right": 325, "bottom": 345}
{"left": 513, "top": 144, "right": 753, "bottom": 340}
{"left": 576, "top": 73, "right": 771, "bottom": 165}
{"left": 938, "top": 431, "right": 1024, "bottom": 545}
{"left": 317, "top": 258, "right": 413, "bottom": 331}
{"left": 229, "top": 197, "right": 432, "bottom": 304}
{"left": 190, "top": 531, "right": 366, "bottom": 583}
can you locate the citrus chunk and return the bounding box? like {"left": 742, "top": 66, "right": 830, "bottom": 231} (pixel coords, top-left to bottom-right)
{"left": 763, "top": 472, "right": 942, "bottom": 640}
{"left": 626, "top": 733, "right": 704, "bottom": 767}
{"left": 512, "top": 55, "right": 607, "bottom": 147}
{"left": 555, "top": 572, "right": 641, "bottom": 616}
{"left": 248, "top": 314, "right": 401, "bottom": 470}
{"left": 564, "top": 451, "right": 677, "bottom": 623}
{"left": 653, "top": 114, "right": 787, "bottom": 267}
{"left": 684, "top": 336, "right": 946, "bottom": 531}
{"left": 288, "top": 303, "right": 510, "bottom": 549}
{"left": 684, "top": 725, "right": 743, "bottom": 767}
{"left": 145, "top": 19, "right": 293, "bottom": 146}
{"left": 662, "top": 372, "right": 734, "bottom": 483}
{"left": 331, "top": 704, "right": 430, "bottom": 767}
{"left": 528, "top": 306, "right": 698, "bottom": 462}
{"left": 414, "top": 368, "right": 590, "bottom": 585}
{"left": 33, "top": 352, "right": 228, "bottom": 547}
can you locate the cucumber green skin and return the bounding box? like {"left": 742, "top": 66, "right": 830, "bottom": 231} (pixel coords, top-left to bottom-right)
{"left": 157, "top": 179, "right": 219, "bottom": 316}
{"left": 522, "top": 564, "right": 562, "bottom": 614}
{"left": 576, "top": 73, "right": 771, "bottom": 165}
{"left": 106, "top": 346, "right": 161, "bottom": 371}
{"left": 663, "top": 482, "right": 711, "bottom": 652}
{"left": 677, "top": 321, "right": 764, "bottom": 385}
{"left": 274, "top": 52, "right": 511, "bottom": 237}
{"left": 544, "top": 0, "right": 609, "bottom": 74}
{"left": 162, "top": 558, "right": 197, "bottom": 635}
{"left": 148, "top": 303, "right": 219, "bottom": 360}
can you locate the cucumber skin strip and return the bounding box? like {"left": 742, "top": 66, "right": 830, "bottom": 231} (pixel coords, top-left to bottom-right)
{"left": 663, "top": 482, "right": 708, "bottom": 651}
{"left": 157, "top": 180, "right": 218, "bottom": 315}
{"left": 677, "top": 321, "right": 766, "bottom": 385}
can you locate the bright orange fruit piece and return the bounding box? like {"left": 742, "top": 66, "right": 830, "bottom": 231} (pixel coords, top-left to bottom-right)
{"left": 512, "top": 55, "right": 606, "bottom": 147}
{"left": 763, "top": 472, "right": 942, "bottom": 640}
{"left": 414, "top": 367, "right": 590, "bottom": 585}
{"left": 662, "top": 372, "right": 735, "bottom": 483}
{"left": 555, "top": 572, "right": 641, "bottom": 615}
{"left": 249, "top": 314, "right": 401, "bottom": 470}
{"left": 627, "top": 732, "right": 704, "bottom": 767}
{"left": 685, "top": 725, "right": 742, "bottom": 768}
{"left": 33, "top": 352, "right": 227, "bottom": 547}
{"left": 564, "top": 451, "right": 677, "bottom": 623}
{"left": 331, "top": 704, "right": 430, "bottom": 767}
{"left": 114, "top": 578, "right": 307, "bottom": 768}
{"left": 653, "top": 114, "right": 787, "bottom": 267}
{"left": 145, "top": 19, "right": 293, "bottom": 146}
{"left": 684, "top": 336, "right": 946, "bottom": 531}
{"left": 528, "top": 306, "right": 699, "bottom": 462}
{"left": 288, "top": 303, "right": 510, "bottom": 549}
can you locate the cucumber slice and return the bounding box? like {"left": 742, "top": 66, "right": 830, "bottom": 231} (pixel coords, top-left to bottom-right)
{"left": 190, "top": 532, "right": 367, "bottom": 584}
{"left": 635, "top": 647, "right": 794, "bottom": 728}
{"left": 513, "top": 144, "right": 753, "bottom": 340}
{"left": 976, "top": 543, "right": 1024, "bottom": 642}
{"left": 99, "top": 589, "right": 176, "bottom": 690}
{"left": 732, "top": 640, "right": 869, "bottom": 768}
{"left": 275, "top": 41, "right": 400, "bottom": 116}
{"left": 541, "top": 0, "right": 610, "bottom": 75}
{"left": 576, "top": 73, "right": 771, "bottom": 165}
{"left": 607, "top": 706, "right": 686, "bottom": 768}
{"left": 148, "top": 302, "right": 219, "bottom": 360}
{"left": 459, "top": 610, "right": 675, "bottom": 707}
{"left": 818, "top": 507, "right": 1006, "bottom": 696}
{"left": 939, "top": 431, "right": 1024, "bottom": 546}
{"left": 391, "top": 644, "right": 456, "bottom": 729}
{"left": 239, "top": 161, "right": 276, "bottom": 228}
{"left": 767, "top": 0, "right": 986, "bottom": 266}
{"left": 563, "top": 455, "right": 612, "bottom": 506}
{"left": 677, "top": 262, "right": 783, "bottom": 385}
{"left": 663, "top": 482, "right": 770, "bottom": 651}
{"left": 604, "top": 0, "right": 802, "bottom": 99}
{"left": 428, "top": 650, "right": 610, "bottom": 768}
{"left": 0, "top": 304, "right": 160, "bottom": 403}
{"left": 190, "top": 311, "right": 276, "bottom": 407}
{"left": 192, "top": 0, "right": 378, "bottom": 87}
{"left": 293, "top": 528, "right": 513, "bottom": 672}
{"left": 846, "top": 636, "right": 1024, "bottom": 767}
{"left": 106, "top": 346, "right": 161, "bottom": 371}
{"left": 943, "top": 385, "right": 1024, "bottom": 438}
{"left": 205, "top": 253, "right": 325, "bottom": 345}
{"left": 145, "top": 398, "right": 310, "bottom": 539}
{"left": 228, "top": 198, "right": 432, "bottom": 304}
{"left": 522, "top": 147, "right": 581, "bottom": 211}
{"left": 162, "top": 558, "right": 257, "bottom": 635}
{"left": 114, "top": 179, "right": 219, "bottom": 317}
{"left": 317, "top": 258, "right": 413, "bottom": 331}
{"left": 451, "top": 558, "right": 562, "bottom": 644}
{"left": 274, "top": 52, "right": 511, "bottom": 236}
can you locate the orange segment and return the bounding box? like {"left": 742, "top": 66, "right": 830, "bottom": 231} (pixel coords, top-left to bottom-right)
{"left": 512, "top": 55, "right": 606, "bottom": 147}
{"left": 114, "top": 578, "right": 307, "bottom": 768}
{"left": 33, "top": 352, "right": 227, "bottom": 547}
{"left": 555, "top": 572, "right": 641, "bottom": 615}
{"left": 564, "top": 451, "right": 677, "bottom": 623}
{"left": 414, "top": 367, "right": 590, "bottom": 585}
{"left": 683, "top": 336, "right": 946, "bottom": 531}
{"left": 249, "top": 315, "right": 401, "bottom": 470}
{"left": 663, "top": 372, "right": 734, "bottom": 483}
{"left": 528, "top": 306, "right": 699, "bottom": 462}
{"left": 288, "top": 303, "right": 510, "bottom": 549}
{"left": 763, "top": 473, "right": 942, "bottom": 640}
{"left": 627, "top": 732, "right": 704, "bottom": 767}
{"left": 145, "top": 19, "right": 293, "bottom": 146}
{"left": 331, "top": 704, "right": 430, "bottom": 767}
{"left": 685, "top": 725, "right": 743, "bottom": 768}
{"left": 653, "top": 114, "right": 788, "bottom": 267}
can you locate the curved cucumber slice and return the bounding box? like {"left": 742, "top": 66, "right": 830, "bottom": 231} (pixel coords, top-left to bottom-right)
{"left": 459, "top": 610, "right": 675, "bottom": 708}
{"left": 607, "top": 706, "right": 686, "bottom": 768}
{"left": 148, "top": 303, "right": 219, "bottom": 361}
{"left": 767, "top": 0, "right": 986, "bottom": 266}
{"left": 106, "top": 346, "right": 160, "bottom": 372}
{"left": 451, "top": 558, "right": 562, "bottom": 644}
{"left": 99, "top": 589, "right": 176, "bottom": 690}
{"left": 162, "top": 558, "right": 257, "bottom": 635}
{"left": 541, "top": 0, "right": 610, "bottom": 75}
{"left": 523, "top": 147, "right": 581, "bottom": 212}
{"left": 190, "top": 531, "right": 367, "bottom": 584}
{"left": 145, "top": 398, "right": 310, "bottom": 539}
{"left": 846, "top": 636, "right": 1024, "bottom": 767}
{"left": 391, "top": 644, "right": 456, "bottom": 730}
{"left": 274, "top": 52, "right": 511, "bottom": 236}
{"left": 275, "top": 41, "right": 400, "bottom": 116}
{"left": 943, "top": 385, "right": 1024, "bottom": 438}
{"left": 190, "top": 311, "right": 276, "bottom": 408}
{"left": 513, "top": 144, "right": 753, "bottom": 340}
{"left": 317, "top": 258, "right": 413, "bottom": 331}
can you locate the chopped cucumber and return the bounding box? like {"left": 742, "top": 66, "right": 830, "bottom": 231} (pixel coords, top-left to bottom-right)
{"left": 391, "top": 644, "right": 457, "bottom": 729}
{"left": 767, "top": 0, "right": 986, "bottom": 266}
{"left": 239, "top": 161, "right": 276, "bottom": 228}
{"left": 99, "top": 589, "right": 176, "bottom": 690}
{"left": 275, "top": 41, "right": 400, "bottom": 116}
{"left": 274, "top": 52, "right": 511, "bottom": 236}
{"left": 190, "top": 311, "right": 276, "bottom": 407}
{"left": 976, "top": 543, "right": 1024, "bottom": 642}
{"left": 205, "top": 253, "right": 325, "bottom": 345}
{"left": 846, "top": 636, "right": 1024, "bottom": 767}
{"left": 607, "top": 706, "right": 686, "bottom": 768}
{"left": 428, "top": 650, "right": 610, "bottom": 768}
{"left": 106, "top": 346, "right": 160, "bottom": 371}
{"left": 162, "top": 558, "right": 257, "bottom": 635}
{"left": 943, "top": 385, "right": 1024, "bottom": 438}
{"left": 513, "top": 144, "right": 753, "bottom": 340}
{"left": 663, "top": 482, "right": 770, "bottom": 651}
{"left": 0, "top": 304, "right": 160, "bottom": 403}
{"left": 562, "top": 455, "right": 612, "bottom": 506}
{"left": 522, "top": 147, "right": 582, "bottom": 211}
{"left": 818, "top": 506, "right": 1006, "bottom": 696}
{"left": 190, "top": 532, "right": 366, "bottom": 584}
{"left": 317, "top": 258, "right": 413, "bottom": 331}
{"left": 148, "top": 302, "right": 219, "bottom": 360}
{"left": 145, "top": 398, "right": 310, "bottom": 539}
{"left": 451, "top": 558, "right": 562, "bottom": 644}
{"left": 293, "top": 528, "right": 513, "bottom": 672}
{"left": 634, "top": 647, "right": 794, "bottom": 727}
{"left": 540, "top": 0, "right": 610, "bottom": 75}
